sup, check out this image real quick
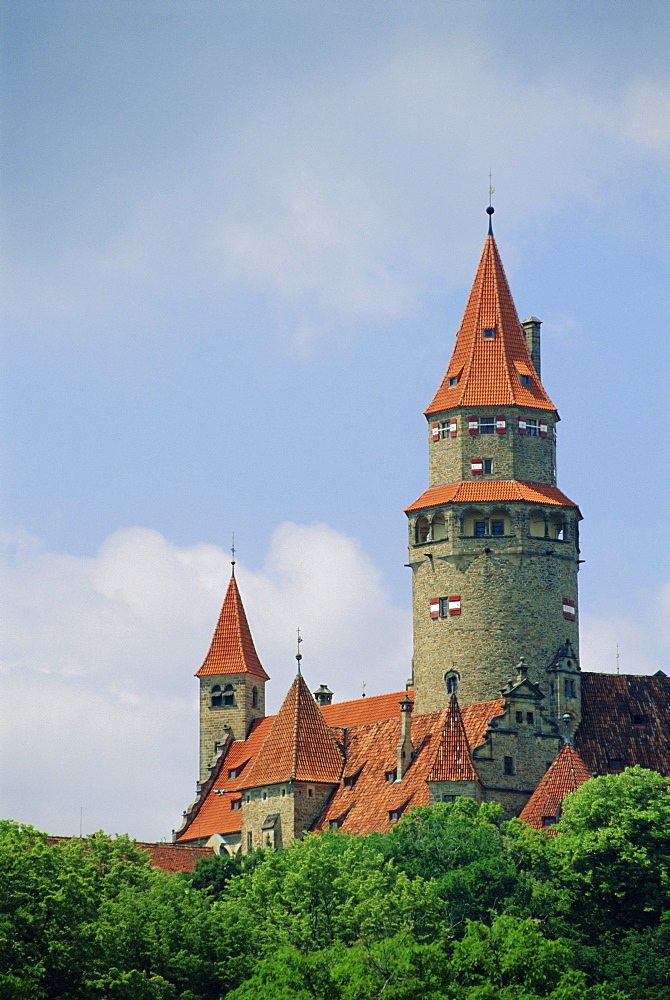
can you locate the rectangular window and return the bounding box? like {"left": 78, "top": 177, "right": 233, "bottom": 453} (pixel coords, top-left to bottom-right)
{"left": 442, "top": 794, "right": 456, "bottom": 803}
{"left": 440, "top": 421, "right": 450, "bottom": 439}
{"left": 527, "top": 712, "right": 534, "bottom": 725}
{"left": 504, "top": 756, "right": 515, "bottom": 775}
{"left": 385, "top": 769, "right": 397, "bottom": 782}
{"left": 474, "top": 521, "right": 487, "bottom": 537}
{"left": 491, "top": 520, "right": 504, "bottom": 535}
{"left": 439, "top": 597, "right": 449, "bottom": 617}
{"left": 519, "top": 374, "right": 531, "bottom": 387}
{"left": 449, "top": 376, "right": 459, "bottom": 386}
{"left": 480, "top": 417, "right": 494, "bottom": 434}
{"left": 231, "top": 799, "right": 241, "bottom": 811}
{"left": 482, "top": 327, "right": 496, "bottom": 338}
{"left": 483, "top": 459, "right": 493, "bottom": 474}
{"left": 516, "top": 711, "right": 523, "bottom": 724}
{"left": 526, "top": 418, "right": 538, "bottom": 436}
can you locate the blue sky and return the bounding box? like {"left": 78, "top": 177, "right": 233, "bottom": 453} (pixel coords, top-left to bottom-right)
{"left": 1, "top": 1, "right": 669, "bottom": 841}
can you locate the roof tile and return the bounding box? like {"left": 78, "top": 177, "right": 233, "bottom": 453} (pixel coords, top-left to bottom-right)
{"left": 518, "top": 742, "right": 591, "bottom": 831}
{"left": 406, "top": 480, "right": 579, "bottom": 513}
{"left": 426, "top": 234, "right": 556, "bottom": 414}
{"left": 239, "top": 674, "right": 343, "bottom": 787}
{"left": 427, "top": 696, "right": 480, "bottom": 782}
{"left": 195, "top": 575, "right": 269, "bottom": 680}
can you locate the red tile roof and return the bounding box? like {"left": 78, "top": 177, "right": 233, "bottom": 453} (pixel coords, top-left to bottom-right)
{"left": 406, "top": 480, "right": 579, "bottom": 513}
{"left": 427, "top": 696, "right": 480, "bottom": 782}
{"left": 315, "top": 699, "right": 504, "bottom": 835}
{"left": 45, "top": 836, "right": 213, "bottom": 873}
{"left": 321, "top": 690, "right": 412, "bottom": 727}
{"left": 195, "top": 575, "right": 269, "bottom": 680}
{"left": 426, "top": 234, "right": 556, "bottom": 415}
{"left": 518, "top": 742, "right": 591, "bottom": 831}
{"left": 239, "top": 674, "right": 344, "bottom": 788}
{"left": 576, "top": 672, "right": 670, "bottom": 777}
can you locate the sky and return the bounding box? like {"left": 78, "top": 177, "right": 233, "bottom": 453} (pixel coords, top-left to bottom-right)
{"left": 1, "top": 0, "right": 669, "bottom": 842}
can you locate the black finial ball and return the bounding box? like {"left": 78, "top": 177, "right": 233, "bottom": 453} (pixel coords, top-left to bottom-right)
{"left": 486, "top": 205, "right": 494, "bottom": 216}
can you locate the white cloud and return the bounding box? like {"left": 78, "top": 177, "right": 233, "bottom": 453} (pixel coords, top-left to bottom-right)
{"left": 622, "top": 79, "right": 670, "bottom": 153}
{"left": 0, "top": 522, "right": 410, "bottom": 841}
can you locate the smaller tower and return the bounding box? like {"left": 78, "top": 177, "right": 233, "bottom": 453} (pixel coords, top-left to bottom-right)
{"left": 195, "top": 571, "right": 269, "bottom": 783}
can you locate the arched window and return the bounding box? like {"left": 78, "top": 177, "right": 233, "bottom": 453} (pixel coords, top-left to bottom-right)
{"left": 223, "top": 684, "right": 235, "bottom": 706}
{"left": 415, "top": 516, "right": 430, "bottom": 543}
{"left": 252, "top": 686, "right": 258, "bottom": 709}
{"left": 211, "top": 685, "right": 222, "bottom": 707}
{"left": 549, "top": 514, "right": 565, "bottom": 540}
{"left": 444, "top": 670, "right": 460, "bottom": 696}
{"left": 529, "top": 511, "right": 546, "bottom": 538}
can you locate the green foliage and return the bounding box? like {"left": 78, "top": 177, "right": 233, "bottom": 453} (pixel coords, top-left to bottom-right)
{"left": 2, "top": 771, "right": 670, "bottom": 998}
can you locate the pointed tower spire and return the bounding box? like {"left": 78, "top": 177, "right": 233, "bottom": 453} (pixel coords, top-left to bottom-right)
{"left": 240, "top": 673, "right": 343, "bottom": 788}
{"left": 196, "top": 575, "right": 269, "bottom": 681}
{"left": 426, "top": 226, "right": 556, "bottom": 414}
{"left": 518, "top": 742, "right": 591, "bottom": 830}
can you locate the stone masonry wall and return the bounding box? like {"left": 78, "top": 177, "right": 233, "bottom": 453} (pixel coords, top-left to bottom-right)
{"left": 427, "top": 407, "right": 557, "bottom": 489}
{"left": 199, "top": 675, "right": 266, "bottom": 783}
{"left": 241, "top": 781, "right": 335, "bottom": 853}
{"left": 410, "top": 502, "right": 579, "bottom": 715}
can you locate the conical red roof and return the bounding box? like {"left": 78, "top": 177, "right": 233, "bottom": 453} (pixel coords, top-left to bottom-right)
{"left": 239, "top": 673, "right": 343, "bottom": 787}
{"left": 426, "top": 234, "right": 556, "bottom": 414}
{"left": 195, "top": 575, "right": 269, "bottom": 680}
{"left": 519, "top": 742, "right": 591, "bottom": 831}
{"left": 427, "top": 696, "right": 479, "bottom": 782}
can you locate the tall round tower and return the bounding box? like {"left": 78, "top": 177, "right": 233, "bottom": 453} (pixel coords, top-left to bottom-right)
{"left": 407, "top": 212, "right": 581, "bottom": 715}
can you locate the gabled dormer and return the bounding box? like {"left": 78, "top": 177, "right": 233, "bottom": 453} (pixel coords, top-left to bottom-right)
{"left": 547, "top": 639, "right": 582, "bottom": 737}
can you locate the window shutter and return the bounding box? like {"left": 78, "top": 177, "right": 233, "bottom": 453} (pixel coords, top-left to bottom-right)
{"left": 518, "top": 418, "right": 527, "bottom": 434}
{"left": 471, "top": 458, "right": 483, "bottom": 475}
{"left": 449, "top": 418, "right": 457, "bottom": 438}
{"left": 562, "top": 599, "right": 576, "bottom": 621}
{"left": 468, "top": 416, "right": 479, "bottom": 435}
{"left": 431, "top": 422, "right": 440, "bottom": 442}
{"left": 496, "top": 415, "right": 506, "bottom": 434}
{"left": 448, "top": 595, "right": 461, "bottom": 616}
{"left": 539, "top": 419, "right": 548, "bottom": 438}
{"left": 430, "top": 598, "right": 440, "bottom": 620}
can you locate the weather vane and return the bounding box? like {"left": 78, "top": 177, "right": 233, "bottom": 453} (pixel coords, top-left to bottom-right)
{"left": 231, "top": 533, "right": 236, "bottom": 576}
{"left": 296, "top": 627, "right": 303, "bottom": 675}
{"left": 487, "top": 170, "right": 495, "bottom": 233}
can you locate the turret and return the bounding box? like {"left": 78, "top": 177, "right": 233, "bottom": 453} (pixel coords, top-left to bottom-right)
{"left": 407, "top": 210, "right": 582, "bottom": 714}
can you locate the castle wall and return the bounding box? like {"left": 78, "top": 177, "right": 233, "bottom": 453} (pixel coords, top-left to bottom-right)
{"left": 241, "top": 781, "right": 335, "bottom": 852}
{"left": 410, "top": 504, "right": 579, "bottom": 713}
{"left": 199, "top": 675, "right": 266, "bottom": 783}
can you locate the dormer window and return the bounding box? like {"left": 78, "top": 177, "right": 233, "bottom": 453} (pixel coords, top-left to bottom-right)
{"left": 482, "top": 327, "right": 496, "bottom": 338}
{"left": 449, "top": 376, "right": 459, "bottom": 386}
{"left": 385, "top": 769, "right": 397, "bottom": 782}
{"left": 519, "top": 374, "right": 531, "bottom": 387}
{"left": 632, "top": 714, "right": 648, "bottom": 725}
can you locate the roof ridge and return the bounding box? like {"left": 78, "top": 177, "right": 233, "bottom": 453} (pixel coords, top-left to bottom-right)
{"left": 195, "top": 575, "right": 269, "bottom": 680}
{"left": 518, "top": 742, "right": 591, "bottom": 831}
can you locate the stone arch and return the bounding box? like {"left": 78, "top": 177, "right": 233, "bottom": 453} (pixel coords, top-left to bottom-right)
{"left": 463, "top": 507, "right": 487, "bottom": 537}
{"left": 211, "top": 684, "right": 223, "bottom": 708}
{"left": 415, "top": 516, "right": 430, "bottom": 543}
{"left": 489, "top": 506, "right": 511, "bottom": 536}
{"left": 431, "top": 511, "right": 447, "bottom": 540}
{"left": 549, "top": 512, "right": 566, "bottom": 540}
{"left": 222, "top": 683, "right": 235, "bottom": 707}
{"left": 529, "top": 509, "right": 546, "bottom": 538}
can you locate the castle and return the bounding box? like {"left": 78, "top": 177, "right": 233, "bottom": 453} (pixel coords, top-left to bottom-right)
{"left": 175, "top": 211, "right": 669, "bottom": 852}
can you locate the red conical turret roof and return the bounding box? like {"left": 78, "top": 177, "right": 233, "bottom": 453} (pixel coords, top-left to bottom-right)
{"left": 519, "top": 742, "right": 591, "bottom": 831}
{"left": 426, "top": 233, "right": 556, "bottom": 414}
{"left": 239, "top": 673, "right": 343, "bottom": 787}
{"left": 427, "top": 696, "right": 480, "bottom": 782}
{"left": 195, "top": 575, "right": 269, "bottom": 680}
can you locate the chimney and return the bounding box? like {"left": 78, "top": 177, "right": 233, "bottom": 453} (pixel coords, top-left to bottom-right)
{"left": 522, "top": 316, "right": 542, "bottom": 378}
{"left": 313, "top": 684, "right": 333, "bottom": 706}
{"left": 396, "top": 696, "right": 414, "bottom": 779}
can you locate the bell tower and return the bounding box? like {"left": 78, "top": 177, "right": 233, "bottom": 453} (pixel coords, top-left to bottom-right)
{"left": 407, "top": 209, "right": 581, "bottom": 717}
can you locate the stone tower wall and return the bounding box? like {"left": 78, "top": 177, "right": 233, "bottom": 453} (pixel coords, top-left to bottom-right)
{"left": 410, "top": 502, "right": 579, "bottom": 714}
{"left": 199, "top": 675, "right": 266, "bottom": 783}
{"left": 427, "top": 407, "right": 557, "bottom": 489}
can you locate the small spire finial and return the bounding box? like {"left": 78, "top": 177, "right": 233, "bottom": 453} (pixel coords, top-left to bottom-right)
{"left": 562, "top": 713, "right": 572, "bottom": 744}
{"left": 231, "top": 533, "right": 236, "bottom": 576}
{"left": 296, "top": 627, "right": 303, "bottom": 675}
{"left": 487, "top": 170, "right": 495, "bottom": 235}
